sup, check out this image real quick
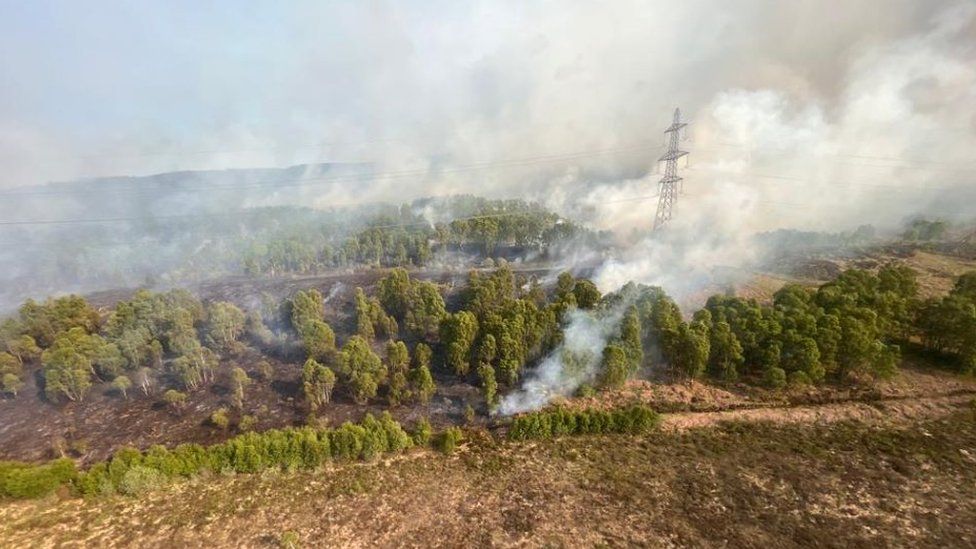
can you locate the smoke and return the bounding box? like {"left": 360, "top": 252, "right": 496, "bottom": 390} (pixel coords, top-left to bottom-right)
{"left": 498, "top": 306, "right": 624, "bottom": 415}
{"left": 498, "top": 2, "right": 976, "bottom": 413}
{"left": 0, "top": 3, "right": 974, "bottom": 360}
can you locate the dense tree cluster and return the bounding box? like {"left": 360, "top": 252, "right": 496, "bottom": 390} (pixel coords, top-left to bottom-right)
{"left": 354, "top": 288, "right": 397, "bottom": 341}
{"left": 242, "top": 198, "right": 604, "bottom": 275}
{"left": 902, "top": 218, "right": 949, "bottom": 242}
{"left": 918, "top": 272, "right": 976, "bottom": 372}
{"left": 594, "top": 266, "right": 925, "bottom": 388}
{"left": 0, "top": 289, "right": 255, "bottom": 402}
{"left": 440, "top": 266, "right": 574, "bottom": 398}
{"left": 377, "top": 268, "right": 446, "bottom": 340}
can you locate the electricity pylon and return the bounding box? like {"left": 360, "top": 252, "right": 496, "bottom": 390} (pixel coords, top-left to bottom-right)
{"left": 653, "top": 108, "right": 688, "bottom": 231}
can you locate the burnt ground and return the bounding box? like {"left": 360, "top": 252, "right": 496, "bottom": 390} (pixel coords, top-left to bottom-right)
{"left": 0, "top": 346, "right": 482, "bottom": 464}
{"left": 2, "top": 343, "right": 972, "bottom": 466}
{"left": 0, "top": 248, "right": 976, "bottom": 462}
{"left": 0, "top": 247, "right": 975, "bottom": 546}
{"left": 2, "top": 247, "right": 974, "bottom": 465}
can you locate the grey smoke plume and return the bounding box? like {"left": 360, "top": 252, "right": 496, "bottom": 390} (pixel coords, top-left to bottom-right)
{"left": 0, "top": 3, "right": 974, "bottom": 352}
{"left": 498, "top": 306, "right": 624, "bottom": 415}
{"left": 499, "top": 2, "right": 976, "bottom": 413}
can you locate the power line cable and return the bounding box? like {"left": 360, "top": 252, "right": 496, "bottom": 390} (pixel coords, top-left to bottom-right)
{"left": 0, "top": 192, "right": 665, "bottom": 228}
{"left": 0, "top": 142, "right": 664, "bottom": 198}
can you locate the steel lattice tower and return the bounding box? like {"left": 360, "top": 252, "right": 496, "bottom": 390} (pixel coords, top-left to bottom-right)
{"left": 653, "top": 108, "right": 688, "bottom": 231}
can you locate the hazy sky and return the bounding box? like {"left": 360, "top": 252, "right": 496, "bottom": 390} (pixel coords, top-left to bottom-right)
{"left": 2, "top": 0, "right": 971, "bottom": 190}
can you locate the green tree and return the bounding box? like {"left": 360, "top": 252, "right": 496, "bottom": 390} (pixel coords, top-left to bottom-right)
{"left": 409, "top": 363, "right": 436, "bottom": 406}
{"left": 0, "top": 352, "right": 21, "bottom": 380}
{"left": 764, "top": 366, "right": 787, "bottom": 389}
{"left": 301, "top": 320, "right": 336, "bottom": 363}
{"left": 18, "top": 295, "right": 100, "bottom": 347}
{"left": 598, "top": 343, "right": 630, "bottom": 389}
{"left": 339, "top": 336, "right": 384, "bottom": 404}
{"left": 620, "top": 306, "right": 643, "bottom": 373}
{"left": 354, "top": 288, "right": 397, "bottom": 341}
{"left": 301, "top": 358, "right": 337, "bottom": 413}
{"left": 572, "top": 279, "right": 602, "bottom": 310}
{"left": 230, "top": 367, "right": 251, "bottom": 409}
{"left": 413, "top": 342, "right": 432, "bottom": 370}
{"left": 41, "top": 330, "right": 97, "bottom": 401}
{"left": 477, "top": 362, "right": 498, "bottom": 408}
{"left": 666, "top": 322, "right": 710, "bottom": 381}
{"left": 377, "top": 268, "right": 412, "bottom": 318}
{"left": 440, "top": 312, "right": 478, "bottom": 376}
{"left": 210, "top": 408, "right": 230, "bottom": 430}
{"left": 1, "top": 373, "right": 24, "bottom": 396}
{"left": 708, "top": 320, "right": 744, "bottom": 381}
{"left": 290, "top": 289, "right": 325, "bottom": 333}
{"left": 163, "top": 389, "right": 187, "bottom": 412}
{"left": 478, "top": 334, "right": 497, "bottom": 365}
{"left": 385, "top": 340, "right": 411, "bottom": 407}
{"left": 404, "top": 281, "right": 447, "bottom": 340}
{"left": 112, "top": 375, "right": 132, "bottom": 399}
{"left": 5, "top": 335, "right": 40, "bottom": 365}
{"left": 205, "top": 301, "right": 246, "bottom": 351}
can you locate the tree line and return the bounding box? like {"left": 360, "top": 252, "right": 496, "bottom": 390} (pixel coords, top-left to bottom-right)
{"left": 2, "top": 262, "right": 973, "bottom": 426}
{"left": 0, "top": 412, "right": 415, "bottom": 499}
{"left": 242, "top": 198, "right": 602, "bottom": 275}
{"left": 592, "top": 266, "right": 974, "bottom": 390}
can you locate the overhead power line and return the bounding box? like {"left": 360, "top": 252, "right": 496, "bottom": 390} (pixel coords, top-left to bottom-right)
{"left": 0, "top": 142, "right": 664, "bottom": 198}
{"left": 695, "top": 141, "right": 976, "bottom": 171}
{"left": 0, "top": 193, "right": 665, "bottom": 228}
{"left": 684, "top": 166, "right": 965, "bottom": 192}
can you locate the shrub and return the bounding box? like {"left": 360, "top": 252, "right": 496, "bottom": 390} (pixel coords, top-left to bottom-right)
{"left": 240, "top": 415, "right": 258, "bottom": 432}
{"left": 575, "top": 384, "right": 596, "bottom": 398}
{"left": 763, "top": 367, "right": 787, "bottom": 389}
{"left": 13, "top": 409, "right": 415, "bottom": 500}
{"left": 0, "top": 458, "right": 77, "bottom": 499}
{"left": 438, "top": 427, "right": 463, "bottom": 455}
{"left": 280, "top": 530, "right": 301, "bottom": 548}
{"left": 210, "top": 408, "right": 231, "bottom": 430}
{"left": 119, "top": 465, "right": 166, "bottom": 496}
{"left": 507, "top": 405, "right": 661, "bottom": 441}
{"left": 412, "top": 417, "right": 432, "bottom": 446}
{"left": 788, "top": 371, "right": 812, "bottom": 387}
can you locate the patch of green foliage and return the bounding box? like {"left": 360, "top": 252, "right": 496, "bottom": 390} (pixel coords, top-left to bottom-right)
{"left": 507, "top": 405, "right": 661, "bottom": 441}
{"left": 0, "top": 413, "right": 414, "bottom": 500}
{"left": 0, "top": 458, "right": 77, "bottom": 499}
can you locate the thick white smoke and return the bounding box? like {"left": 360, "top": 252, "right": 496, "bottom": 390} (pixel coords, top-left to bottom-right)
{"left": 498, "top": 306, "right": 624, "bottom": 415}
{"left": 501, "top": 3, "right": 976, "bottom": 413}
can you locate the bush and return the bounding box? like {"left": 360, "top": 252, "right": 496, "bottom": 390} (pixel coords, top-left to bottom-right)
{"left": 438, "top": 427, "right": 464, "bottom": 455}
{"left": 210, "top": 408, "right": 230, "bottom": 430}
{"left": 412, "top": 417, "right": 432, "bottom": 446}
{"left": 119, "top": 465, "right": 166, "bottom": 496}
{"left": 280, "top": 530, "right": 301, "bottom": 549}
{"left": 788, "top": 371, "right": 811, "bottom": 387}
{"left": 507, "top": 405, "right": 661, "bottom": 441}
{"left": 240, "top": 415, "right": 258, "bottom": 432}
{"left": 0, "top": 458, "right": 77, "bottom": 499}
{"left": 763, "top": 367, "right": 787, "bottom": 389}
{"left": 575, "top": 384, "right": 596, "bottom": 398}
{"left": 71, "top": 414, "right": 412, "bottom": 499}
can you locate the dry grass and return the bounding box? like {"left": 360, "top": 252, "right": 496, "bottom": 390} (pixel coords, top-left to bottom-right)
{"left": 2, "top": 395, "right": 975, "bottom": 548}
